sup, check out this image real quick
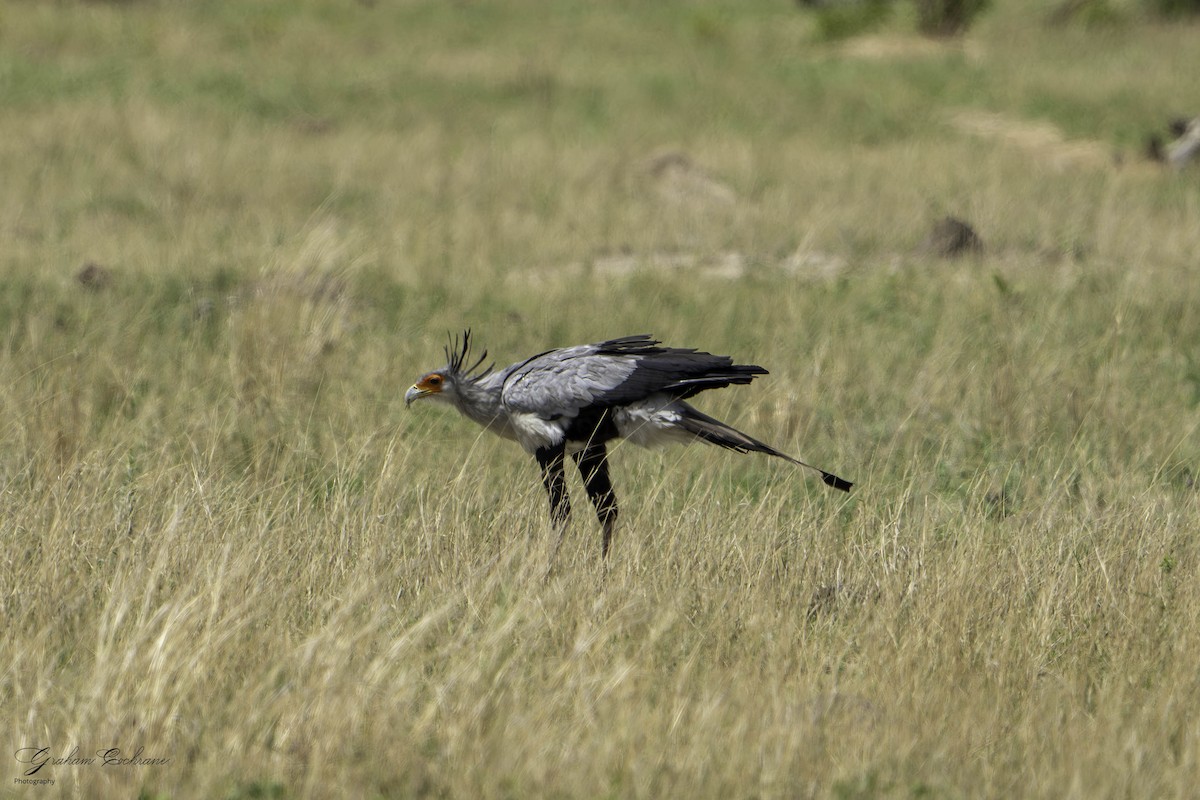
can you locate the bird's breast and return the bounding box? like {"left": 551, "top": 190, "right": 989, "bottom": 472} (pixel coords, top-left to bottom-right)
{"left": 508, "top": 411, "right": 568, "bottom": 454}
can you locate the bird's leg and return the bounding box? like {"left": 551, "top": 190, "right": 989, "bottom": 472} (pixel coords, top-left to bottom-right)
{"left": 571, "top": 442, "right": 619, "bottom": 558}
{"left": 534, "top": 444, "right": 571, "bottom": 542}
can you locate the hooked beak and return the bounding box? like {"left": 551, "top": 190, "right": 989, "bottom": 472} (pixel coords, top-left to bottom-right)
{"left": 404, "top": 385, "right": 428, "bottom": 407}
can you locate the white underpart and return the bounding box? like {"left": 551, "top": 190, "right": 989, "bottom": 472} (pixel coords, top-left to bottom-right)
{"left": 613, "top": 395, "right": 695, "bottom": 448}
{"left": 506, "top": 393, "right": 695, "bottom": 454}
{"left": 508, "top": 411, "right": 570, "bottom": 454}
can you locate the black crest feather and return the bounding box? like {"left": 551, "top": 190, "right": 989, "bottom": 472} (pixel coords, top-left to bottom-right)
{"left": 445, "top": 329, "right": 494, "bottom": 381}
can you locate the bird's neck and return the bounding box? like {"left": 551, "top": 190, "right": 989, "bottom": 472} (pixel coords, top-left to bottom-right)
{"left": 452, "top": 374, "right": 509, "bottom": 432}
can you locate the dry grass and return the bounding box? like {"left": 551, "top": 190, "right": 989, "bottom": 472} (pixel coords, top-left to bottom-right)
{"left": 3, "top": 1, "right": 1200, "bottom": 798}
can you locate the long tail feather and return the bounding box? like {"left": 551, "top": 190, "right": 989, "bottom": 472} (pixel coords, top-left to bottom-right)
{"left": 677, "top": 407, "right": 853, "bottom": 492}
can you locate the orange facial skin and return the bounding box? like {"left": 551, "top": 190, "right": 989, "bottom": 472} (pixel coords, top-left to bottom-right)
{"left": 416, "top": 373, "right": 445, "bottom": 393}
{"left": 405, "top": 372, "right": 446, "bottom": 406}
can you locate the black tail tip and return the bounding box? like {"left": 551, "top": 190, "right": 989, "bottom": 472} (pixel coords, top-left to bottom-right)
{"left": 822, "top": 473, "right": 854, "bottom": 492}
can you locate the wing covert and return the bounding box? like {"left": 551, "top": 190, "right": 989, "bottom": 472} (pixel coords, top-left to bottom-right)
{"left": 501, "top": 344, "right": 641, "bottom": 418}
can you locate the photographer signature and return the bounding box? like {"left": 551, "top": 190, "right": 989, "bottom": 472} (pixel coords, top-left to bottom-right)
{"left": 14, "top": 746, "right": 170, "bottom": 776}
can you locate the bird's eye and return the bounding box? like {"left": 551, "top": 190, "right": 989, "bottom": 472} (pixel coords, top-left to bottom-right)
{"left": 428, "top": 375, "right": 443, "bottom": 386}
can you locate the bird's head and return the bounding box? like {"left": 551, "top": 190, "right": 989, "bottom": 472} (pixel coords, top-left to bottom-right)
{"left": 405, "top": 329, "right": 492, "bottom": 408}
{"left": 404, "top": 369, "right": 453, "bottom": 407}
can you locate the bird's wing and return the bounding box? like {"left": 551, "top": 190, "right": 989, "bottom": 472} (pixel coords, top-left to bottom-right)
{"left": 501, "top": 335, "right": 767, "bottom": 420}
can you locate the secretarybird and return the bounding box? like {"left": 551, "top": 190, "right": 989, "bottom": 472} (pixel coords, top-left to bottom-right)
{"left": 405, "top": 332, "right": 852, "bottom": 557}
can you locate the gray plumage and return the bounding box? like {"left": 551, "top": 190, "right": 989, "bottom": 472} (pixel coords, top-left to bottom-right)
{"left": 406, "top": 331, "right": 852, "bottom": 557}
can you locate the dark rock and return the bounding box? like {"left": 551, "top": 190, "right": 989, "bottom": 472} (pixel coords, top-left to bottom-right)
{"left": 76, "top": 262, "right": 112, "bottom": 291}
{"left": 921, "top": 216, "right": 984, "bottom": 258}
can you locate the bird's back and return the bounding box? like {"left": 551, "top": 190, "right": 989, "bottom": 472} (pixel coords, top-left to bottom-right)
{"left": 501, "top": 335, "right": 767, "bottom": 418}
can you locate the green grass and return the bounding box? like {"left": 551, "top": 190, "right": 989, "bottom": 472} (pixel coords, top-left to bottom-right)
{"left": 3, "top": 1, "right": 1200, "bottom": 797}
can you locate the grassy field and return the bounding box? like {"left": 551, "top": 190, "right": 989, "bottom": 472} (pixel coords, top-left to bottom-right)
{"left": 3, "top": 1, "right": 1200, "bottom": 797}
